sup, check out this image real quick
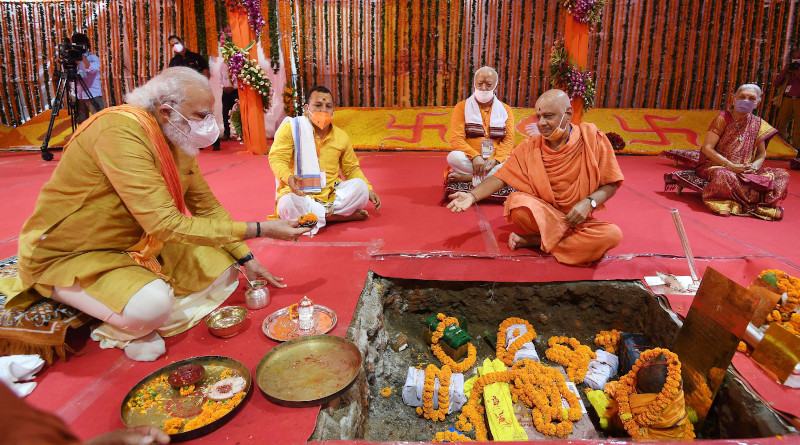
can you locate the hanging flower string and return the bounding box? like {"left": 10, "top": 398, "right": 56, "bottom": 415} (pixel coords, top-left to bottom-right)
{"left": 220, "top": 28, "right": 272, "bottom": 109}
{"left": 549, "top": 41, "right": 597, "bottom": 109}
{"left": 561, "top": 0, "right": 607, "bottom": 27}
{"left": 224, "top": 0, "right": 266, "bottom": 38}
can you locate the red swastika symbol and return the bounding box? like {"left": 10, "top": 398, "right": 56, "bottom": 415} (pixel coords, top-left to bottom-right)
{"left": 612, "top": 114, "right": 700, "bottom": 147}
{"left": 380, "top": 112, "right": 449, "bottom": 143}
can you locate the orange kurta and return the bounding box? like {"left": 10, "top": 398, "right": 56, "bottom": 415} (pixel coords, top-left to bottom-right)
{"left": 449, "top": 99, "right": 515, "bottom": 162}
{"left": 494, "top": 122, "right": 624, "bottom": 266}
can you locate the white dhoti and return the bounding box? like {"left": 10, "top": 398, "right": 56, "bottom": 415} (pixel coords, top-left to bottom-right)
{"left": 446, "top": 151, "right": 504, "bottom": 185}
{"left": 276, "top": 178, "right": 370, "bottom": 235}
{"left": 51, "top": 266, "right": 238, "bottom": 361}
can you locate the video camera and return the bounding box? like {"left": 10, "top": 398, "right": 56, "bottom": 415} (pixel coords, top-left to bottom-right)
{"left": 57, "top": 41, "right": 88, "bottom": 66}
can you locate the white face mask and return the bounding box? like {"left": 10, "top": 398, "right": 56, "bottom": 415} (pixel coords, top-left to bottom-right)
{"left": 166, "top": 104, "right": 219, "bottom": 150}
{"left": 474, "top": 88, "right": 495, "bottom": 103}
{"left": 172, "top": 43, "right": 184, "bottom": 54}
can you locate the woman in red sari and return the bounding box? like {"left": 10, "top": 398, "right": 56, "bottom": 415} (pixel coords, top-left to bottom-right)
{"left": 695, "top": 84, "right": 789, "bottom": 220}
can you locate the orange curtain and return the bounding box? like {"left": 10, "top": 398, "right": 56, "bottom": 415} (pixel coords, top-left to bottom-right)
{"left": 564, "top": 13, "right": 589, "bottom": 123}
{"left": 228, "top": 10, "right": 267, "bottom": 155}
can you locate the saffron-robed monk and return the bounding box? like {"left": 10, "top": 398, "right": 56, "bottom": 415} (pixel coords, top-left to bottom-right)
{"left": 447, "top": 89, "right": 624, "bottom": 266}
{"left": 446, "top": 66, "right": 515, "bottom": 184}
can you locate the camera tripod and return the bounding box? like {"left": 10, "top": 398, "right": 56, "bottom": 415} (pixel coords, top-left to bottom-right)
{"left": 39, "top": 64, "right": 101, "bottom": 161}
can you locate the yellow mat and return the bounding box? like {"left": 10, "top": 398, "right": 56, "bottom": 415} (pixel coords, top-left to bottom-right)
{"left": 3, "top": 107, "right": 795, "bottom": 159}
{"left": 332, "top": 107, "right": 797, "bottom": 159}
{"left": 0, "top": 110, "right": 72, "bottom": 151}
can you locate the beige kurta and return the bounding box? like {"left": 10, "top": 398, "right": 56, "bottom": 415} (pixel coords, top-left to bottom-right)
{"left": 0, "top": 112, "right": 249, "bottom": 312}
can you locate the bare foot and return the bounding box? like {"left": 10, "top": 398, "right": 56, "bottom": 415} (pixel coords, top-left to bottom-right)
{"left": 327, "top": 209, "right": 369, "bottom": 223}
{"left": 447, "top": 172, "right": 473, "bottom": 183}
{"left": 508, "top": 232, "right": 542, "bottom": 251}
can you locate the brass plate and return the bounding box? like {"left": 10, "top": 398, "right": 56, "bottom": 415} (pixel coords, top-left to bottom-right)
{"left": 120, "top": 356, "right": 252, "bottom": 442}
{"left": 255, "top": 335, "right": 361, "bottom": 406}
{"left": 262, "top": 304, "right": 337, "bottom": 341}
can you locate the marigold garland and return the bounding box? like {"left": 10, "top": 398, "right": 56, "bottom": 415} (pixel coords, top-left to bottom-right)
{"left": 454, "top": 359, "right": 582, "bottom": 440}
{"left": 381, "top": 387, "right": 392, "bottom": 397}
{"left": 545, "top": 336, "right": 596, "bottom": 384}
{"left": 495, "top": 317, "right": 537, "bottom": 367}
{"left": 432, "top": 430, "right": 472, "bottom": 442}
{"left": 430, "top": 313, "right": 477, "bottom": 373}
{"left": 594, "top": 329, "right": 621, "bottom": 354}
{"left": 614, "top": 348, "right": 695, "bottom": 440}
{"left": 419, "top": 364, "right": 451, "bottom": 422}
{"left": 760, "top": 269, "right": 800, "bottom": 315}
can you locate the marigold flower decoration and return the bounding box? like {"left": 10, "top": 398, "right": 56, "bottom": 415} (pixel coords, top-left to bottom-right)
{"left": 430, "top": 314, "right": 477, "bottom": 373}
{"left": 760, "top": 269, "right": 800, "bottom": 315}
{"left": 545, "top": 336, "right": 596, "bottom": 384}
{"left": 380, "top": 387, "right": 392, "bottom": 397}
{"left": 496, "top": 317, "right": 537, "bottom": 367}
{"left": 432, "top": 430, "right": 472, "bottom": 442}
{"left": 418, "top": 364, "right": 451, "bottom": 422}
{"left": 614, "top": 348, "right": 695, "bottom": 440}
{"left": 455, "top": 359, "right": 581, "bottom": 440}
{"left": 594, "top": 329, "right": 621, "bottom": 354}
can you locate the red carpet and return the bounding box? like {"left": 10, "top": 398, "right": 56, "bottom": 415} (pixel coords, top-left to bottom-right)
{"left": 1, "top": 141, "right": 799, "bottom": 443}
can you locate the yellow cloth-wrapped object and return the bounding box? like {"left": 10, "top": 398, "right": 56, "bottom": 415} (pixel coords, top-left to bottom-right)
{"left": 586, "top": 390, "right": 611, "bottom": 430}
{"left": 268, "top": 121, "right": 373, "bottom": 214}
{"left": 479, "top": 358, "right": 528, "bottom": 441}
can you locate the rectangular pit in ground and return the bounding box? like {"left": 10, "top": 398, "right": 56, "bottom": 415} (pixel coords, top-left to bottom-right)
{"left": 310, "top": 272, "right": 795, "bottom": 442}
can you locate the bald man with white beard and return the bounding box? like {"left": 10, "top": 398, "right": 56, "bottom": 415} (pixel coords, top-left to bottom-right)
{"left": 446, "top": 66, "right": 515, "bottom": 184}
{"left": 448, "top": 89, "right": 625, "bottom": 266}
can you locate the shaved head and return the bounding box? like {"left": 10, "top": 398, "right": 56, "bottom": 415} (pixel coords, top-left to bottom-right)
{"left": 535, "top": 89, "right": 571, "bottom": 111}
{"left": 534, "top": 89, "right": 573, "bottom": 142}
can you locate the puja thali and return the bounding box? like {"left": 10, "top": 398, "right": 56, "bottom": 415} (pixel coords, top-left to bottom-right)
{"left": 262, "top": 304, "right": 337, "bottom": 341}
{"left": 120, "top": 355, "right": 251, "bottom": 442}
{"left": 255, "top": 335, "right": 362, "bottom": 407}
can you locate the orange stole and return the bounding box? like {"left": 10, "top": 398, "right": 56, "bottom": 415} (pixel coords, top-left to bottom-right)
{"left": 495, "top": 123, "right": 624, "bottom": 265}
{"left": 64, "top": 105, "right": 185, "bottom": 276}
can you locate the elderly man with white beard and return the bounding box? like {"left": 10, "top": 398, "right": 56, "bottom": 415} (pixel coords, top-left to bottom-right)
{"left": 0, "top": 67, "right": 310, "bottom": 361}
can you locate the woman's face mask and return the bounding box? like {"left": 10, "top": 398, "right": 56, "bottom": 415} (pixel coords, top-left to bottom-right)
{"left": 734, "top": 99, "right": 758, "bottom": 114}
{"left": 166, "top": 104, "right": 219, "bottom": 149}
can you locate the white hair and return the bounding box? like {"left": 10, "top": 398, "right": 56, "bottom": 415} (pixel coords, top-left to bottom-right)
{"left": 736, "top": 83, "right": 762, "bottom": 98}
{"left": 125, "top": 67, "right": 210, "bottom": 113}
{"left": 473, "top": 66, "right": 499, "bottom": 82}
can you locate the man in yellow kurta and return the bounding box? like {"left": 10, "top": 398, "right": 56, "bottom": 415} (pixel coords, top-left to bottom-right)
{"left": 0, "top": 67, "right": 309, "bottom": 361}
{"left": 448, "top": 89, "right": 624, "bottom": 266}
{"left": 447, "top": 66, "right": 515, "bottom": 184}
{"left": 269, "top": 86, "right": 381, "bottom": 235}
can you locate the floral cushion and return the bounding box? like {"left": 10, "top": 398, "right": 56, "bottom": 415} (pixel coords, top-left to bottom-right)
{"left": 659, "top": 149, "right": 701, "bottom": 168}
{"left": 0, "top": 257, "right": 93, "bottom": 363}
{"left": 663, "top": 171, "right": 709, "bottom": 193}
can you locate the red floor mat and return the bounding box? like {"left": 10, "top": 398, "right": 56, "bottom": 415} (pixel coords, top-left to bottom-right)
{"left": 1, "top": 148, "right": 799, "bottom": 443}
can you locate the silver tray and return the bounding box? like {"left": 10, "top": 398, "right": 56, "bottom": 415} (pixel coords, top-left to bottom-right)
{"left": 262, "top": 303, "right": 337, "bottom": 341}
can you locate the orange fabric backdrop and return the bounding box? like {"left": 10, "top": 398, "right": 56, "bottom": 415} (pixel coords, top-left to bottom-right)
{"left": 228, "top": 10, "right": 267, "bottom": 155}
